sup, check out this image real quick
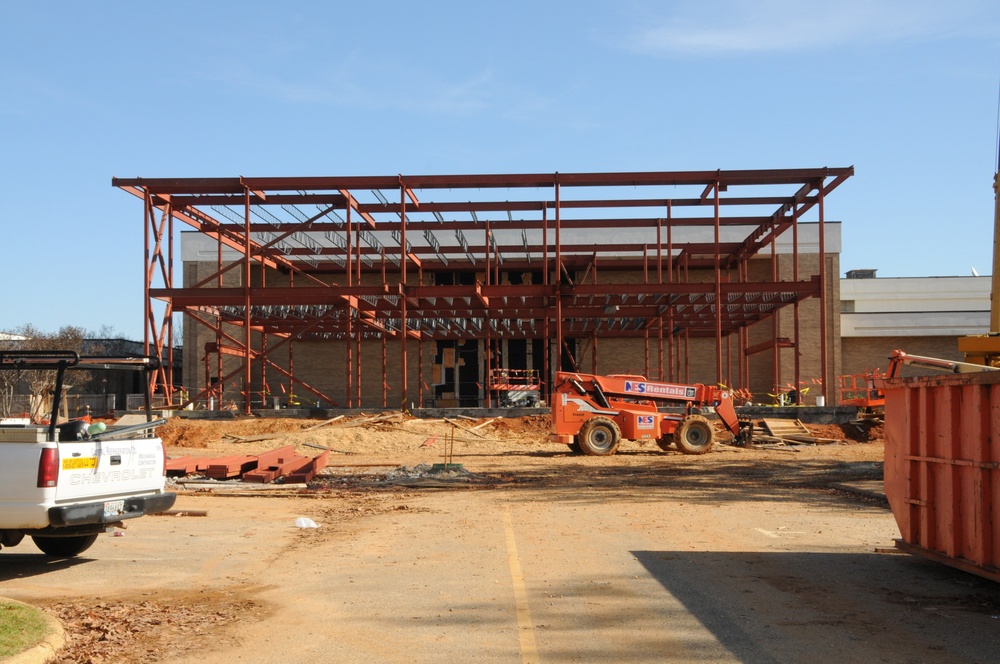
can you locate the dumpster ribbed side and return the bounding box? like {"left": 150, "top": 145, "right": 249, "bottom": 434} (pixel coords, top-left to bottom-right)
{"left": 883, "top": 371, "right": 1000, "bottom": 582}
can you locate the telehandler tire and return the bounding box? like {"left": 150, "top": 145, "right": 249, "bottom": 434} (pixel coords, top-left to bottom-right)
{"left": 674, "top": 415, "right": 715, "bottom": 455}
{"left": 577, "top": 417, "right": 622, "bottom": 456}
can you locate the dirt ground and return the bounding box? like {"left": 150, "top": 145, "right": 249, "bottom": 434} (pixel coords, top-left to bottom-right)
{"left": 10, "top": 413, "right": 907, "bottom": 663}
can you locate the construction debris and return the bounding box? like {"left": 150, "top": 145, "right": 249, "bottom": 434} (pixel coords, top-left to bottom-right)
{"left": 151, "top": 509, "right": 209, "bottom": 517}
{"left": 442, "top": 417, "right": 488, "bottom": 438}
{"left": 167, "top": 444, "right": 333, "bottom": 485}
{"left": 757, "top": 419, "right": 845, "bottom": 446}
{"left": 205, "top": 455, "right": 258, "bottom": 479}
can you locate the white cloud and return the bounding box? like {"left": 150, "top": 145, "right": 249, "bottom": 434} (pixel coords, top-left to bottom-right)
{"left": 628, "top": 0, "right": 998, "bottom": 56}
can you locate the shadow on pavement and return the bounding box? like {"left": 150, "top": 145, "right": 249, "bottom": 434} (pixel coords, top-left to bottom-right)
{"left": 0, "top": 553, "right": 90, "bottom": 581}
{"left": 632, "top": 549, "right": 1000, "bottom": 663}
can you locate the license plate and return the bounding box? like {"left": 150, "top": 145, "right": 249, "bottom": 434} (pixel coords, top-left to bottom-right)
{"left": 103, "top": 500, "right": 125, "bottom": 518}
{"left": 62, "top": 457, "right": 97, "bottom": 470}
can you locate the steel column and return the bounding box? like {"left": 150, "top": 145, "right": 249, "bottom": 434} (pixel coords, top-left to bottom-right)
{"left": 818, "top": 183, "right": 828, "bottom": 402}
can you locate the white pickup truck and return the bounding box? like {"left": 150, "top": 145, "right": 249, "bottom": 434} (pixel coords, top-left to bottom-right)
{"left": 0, "top": 350, "right": 175, "bottom": 557}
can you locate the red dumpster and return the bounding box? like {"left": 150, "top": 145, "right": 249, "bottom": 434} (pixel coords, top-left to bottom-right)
{"left": 883, "top": 370, "right": 1000, "bottom": 582}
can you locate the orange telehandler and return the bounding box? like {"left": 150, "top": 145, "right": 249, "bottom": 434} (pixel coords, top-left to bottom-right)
{"left": 550, "top": 371, "right": 753, "bottom": 456}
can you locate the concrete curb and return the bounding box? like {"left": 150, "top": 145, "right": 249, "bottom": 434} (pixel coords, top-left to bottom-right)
{"left": 0, "top": 598, "right": 65, "bottom": 664}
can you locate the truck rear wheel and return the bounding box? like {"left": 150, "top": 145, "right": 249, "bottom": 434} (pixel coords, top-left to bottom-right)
{"left": 577, "top": 417, "right": 622, "bottom": 456}
{"left": 674, "top": 415, "right": 715, "bottom": 455}
{"left": 31, "top": 534, "right": 99, "bottom": 557}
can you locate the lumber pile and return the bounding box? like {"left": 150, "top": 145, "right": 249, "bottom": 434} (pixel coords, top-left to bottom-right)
{"left": 752, "top": 419, "right": 843, "bottom": 447}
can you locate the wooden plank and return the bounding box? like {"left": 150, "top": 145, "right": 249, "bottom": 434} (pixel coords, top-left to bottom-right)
{"left": 303, "top": 442, "right": 354, "bottom": 454}
{"left": 302, "top": 415, "right": 345, "bottom": 431}
{"left": 470, "top": 418, "right": 497, "bottom": 431}
{"left": 444, "top": 417, "right": 487, "bottom": 438}
{"left": 762, "top": 419, "right": 811, "bottom": 437}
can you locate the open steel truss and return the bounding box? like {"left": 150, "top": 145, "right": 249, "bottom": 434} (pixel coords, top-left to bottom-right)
{"left": 114, "top": 167, "right": 853, "bottom": 412}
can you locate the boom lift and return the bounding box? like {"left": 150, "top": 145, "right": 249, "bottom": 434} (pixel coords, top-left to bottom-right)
{"left": 839, "top": 349, "right": 999, "bottom": 420}
{"left": 550, "top": 371, "right": 752, "bottom": 456}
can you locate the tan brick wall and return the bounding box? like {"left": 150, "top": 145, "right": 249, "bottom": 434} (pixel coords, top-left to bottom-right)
{"left": 181, "top": 255, "right": 839, "bottom": 408}
{"left": 841, "top": 337, "right": 962, "bottom": 378}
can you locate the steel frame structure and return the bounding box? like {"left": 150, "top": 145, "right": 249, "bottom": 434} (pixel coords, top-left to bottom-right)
{"left": 114, "top": 167, "right": 853, "bottom": 413}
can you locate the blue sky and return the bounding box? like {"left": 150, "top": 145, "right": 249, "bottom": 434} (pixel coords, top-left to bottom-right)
{"left": 1, "top": 1, "right": 998, "bottom": 340}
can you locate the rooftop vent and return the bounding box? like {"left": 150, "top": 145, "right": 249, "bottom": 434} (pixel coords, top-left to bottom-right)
{"left": 845, "top": 269, "right": 877, "bottom": 279}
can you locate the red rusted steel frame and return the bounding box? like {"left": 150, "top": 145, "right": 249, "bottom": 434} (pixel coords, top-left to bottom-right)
{"left": 259, "top": 350, "right": 338, "bottom": 407}
{"left": 739, "top": 259, "right": 749, "bottom": 393}
{"left": 399, "top": 183, "right": 408, "bottom": 411}
{"left": 216, "top": 233, "right": 223, "bottom": 406}
{"left": 285, "top": 450, "right": 331, "bottom": 483}
{"left": 242, "top": 445, "right": 297, "bottom": 483}
{"left": 143, "top": 193, "right": 152, "bottom": 378}
{"left": 167, "top": 207, "right": 175, "bottom": 400}
{"left": 485, "top": 221, "right": 493, "bottom": 407}
{"left": 818, "top": 184, "right": 828, "bottom": 403}
{"left": 345, "top": 202, "right": 353, "bottom": 407}
{"left": 590, "top": 249, "right": 599, "bottom": 374}
{"left": 213, "top": 216, "right": 773, "bottom": 236}
{"left": 713, "top": 180, "right": 723, "bottom": 385}
{"left": 187, "top": 309, "right": 341, "bottom": 408}
{"left": 683, "top": 328, "right": 690, "bottom": 384}
{"left": 185, "top": 212, "right": 334, "bottom": 291}
{"left": 353, "top": 322, "right": 363, "bottom": 404}
{"left": 486, "top": 329, "right": 493, "bottom": 408}
{"left": 115, "top": 168, "right": 853, "bottom": 194}
{"left": 666, "top": 216, "right": 674, "bottom": 382}
{"left": 642, "top": 244, "right": 650, "bottom": 378}
{"left": 260, "top": 332, "right": 268, "bottom": 406}
{"left": 205, "top": 455, "right": 258, "bottom": 480}
{"left": 771, "top": 218, "right": 780, "bottom": 393}
{"left": 117, "top": 167, "right": 854, "bottom": 410}
{"left": 242, "top": 189, "right": 253, "bottom": 413}
{"left": 555, "top": 177, "right": 562, "bottom": 380}
{"left": 792, "top": 203, "right": 801, "bottom": 404}
{"left": 143, "top": 195, "right": 175, "bottom": 400}
{"left": 121, "top": 185, "right": 286, "bottom": 275}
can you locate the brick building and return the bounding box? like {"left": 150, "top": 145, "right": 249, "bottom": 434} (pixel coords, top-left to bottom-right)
{"left": 840, "top": 272, "right": 990, "bottom": 377}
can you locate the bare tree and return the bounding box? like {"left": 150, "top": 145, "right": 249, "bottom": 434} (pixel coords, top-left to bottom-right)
{"left": 0, "top": 325, "right": 89, "bottom": 421}
{"left": 0, "top": 333, "right": 22, "bottom": 418}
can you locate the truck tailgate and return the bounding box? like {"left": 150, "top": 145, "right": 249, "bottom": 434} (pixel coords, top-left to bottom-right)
{"left": 56, "top": 437, "right": 166, "bottom": 502}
